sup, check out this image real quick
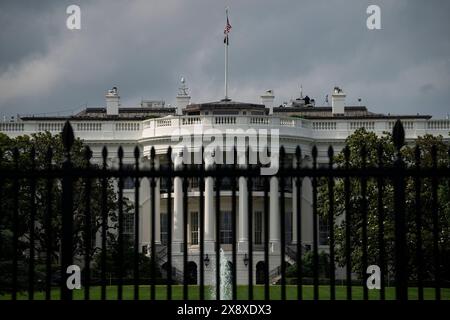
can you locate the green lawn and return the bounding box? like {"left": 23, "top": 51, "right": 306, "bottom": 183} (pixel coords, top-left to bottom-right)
{"left": 1, "top": 285, "right": 449, "bottom": 300}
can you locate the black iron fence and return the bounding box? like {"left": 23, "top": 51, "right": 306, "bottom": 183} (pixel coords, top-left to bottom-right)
{"left": 0, "top": 120, "right": 449, "bottom": 300}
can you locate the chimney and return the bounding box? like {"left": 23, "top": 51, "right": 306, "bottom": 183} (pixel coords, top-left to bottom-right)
{"left": 106, "top": 86, "right": 120, "bottom": 115}
{"left": 176, "top": 77, "right": 190, "bottom": 115}
{"left": 261, "top": 90, "right": 275, "bottom": 115}
{"left": 331, "top": 86, "right": 345, "bottom": 115}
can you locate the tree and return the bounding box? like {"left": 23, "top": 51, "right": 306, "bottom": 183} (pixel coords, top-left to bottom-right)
{"left": 0, "top": 131, "right": 132, "bottom": 293}
{"left": 286, "top": 251, "right": 330, "bottom": 279}
{"left": 318, "top": 128, "right": 450, "bottom": 283}
{"left": 92, "top": 235, "right": 163, "bottom": 284}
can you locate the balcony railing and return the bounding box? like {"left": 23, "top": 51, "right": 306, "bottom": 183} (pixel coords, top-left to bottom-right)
{"left": 1, "top": 116, "right": 449, "bottom": 142}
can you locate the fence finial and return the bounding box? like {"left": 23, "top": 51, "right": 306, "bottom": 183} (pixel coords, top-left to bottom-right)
{"left": 280, "top": 146, "right": 286, "bottom": 167}
{"left": 102, "top": 146, "right": 108, "bottom": 161}
{"left": 393, "top": 119, "right": 405, "bottom": 152}
{"left": 343, "top": 145, "right": 350, "bottom": 163}
{"left": 431, "top": 144, "right": 437, "bottom": 167}
{"left": 62, "top": 121, "right": 74, "bottom": 153}
{"left": 46, "top": 147, "right": 53, "bottom": 164}
{"left": 84, "top": 146, "right": 92, "bottom": 162}
{"left": 360, "top": 144, "right": 367, "bottom": 164}
{"left": 377, "top": 143, "right": 383, "bottom": 159}
{"left": 328, "top": 145, "right": 334, "bottom": 162}
{"left": 295, "top": 145, "right": 302, "bottom": 167}
{"left": 134, "top": 146, "right": 140, "bottom": 160}
{"left": 312, "top": 145, "right": 318, "bottom": 160}
{"left": 414, "top": 145, "right": 421, "bottom": 166}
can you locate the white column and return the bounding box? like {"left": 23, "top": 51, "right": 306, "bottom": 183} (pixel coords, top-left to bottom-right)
{"left": 238, "top": 173, "right": 248, "bottom": 251}
{"left": 204, "top": 156, "right": 215, "bottom": 251}
{"left": 155, "top": 157, "right": 161, "bottom": 244}
{"left": 292, "top": 157, "right": 298, "bottom": 244}
{"left": 301, "top": 157, "right": 314, "bottom": 247}
{"left": 173, "top": 152, "right": 183, "bottom": 252}
{"left": 270, "top": 176, "right": 280, "bottom": 250}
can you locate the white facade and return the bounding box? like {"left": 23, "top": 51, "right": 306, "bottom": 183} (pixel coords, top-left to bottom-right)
{"left": 1, "top": 87, "right": 449, "bottom": 285}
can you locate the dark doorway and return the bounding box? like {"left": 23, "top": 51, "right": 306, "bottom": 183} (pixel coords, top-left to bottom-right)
{"left": 256, "top": 261, "right": 265, "bottom": 284}
{"left": 187, "top": 261, "right": 197, "bottom": 284}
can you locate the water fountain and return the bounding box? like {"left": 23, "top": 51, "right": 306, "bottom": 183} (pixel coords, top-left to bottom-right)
{"left": 209, "top": 248, "right": 232, "bottom": 300}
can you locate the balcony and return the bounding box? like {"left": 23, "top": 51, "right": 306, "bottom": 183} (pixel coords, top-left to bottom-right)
{"left": 1, "top": 116, "right": 449, "bottom": 142}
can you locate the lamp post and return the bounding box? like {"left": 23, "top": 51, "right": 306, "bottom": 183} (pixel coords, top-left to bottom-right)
{"left": 243, "top": 254, "right": 249, "bottom": 267}
{"left": 204, "top": 254, "right": 210, "bottom": 268}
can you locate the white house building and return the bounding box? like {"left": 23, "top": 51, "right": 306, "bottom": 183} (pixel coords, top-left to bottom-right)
{"left": 1, "top": 82, "right": 449, "bottom": 285}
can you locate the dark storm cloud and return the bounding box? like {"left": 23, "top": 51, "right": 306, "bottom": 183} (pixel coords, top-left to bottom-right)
{"left": 0, "top": 0, "right": 449, "bottom": 117}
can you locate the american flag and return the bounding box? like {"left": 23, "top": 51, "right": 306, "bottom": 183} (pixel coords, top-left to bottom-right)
{"left": 224, "top": 16, "right": 232, "bottom": 34}
{"left": 224, "top": 15, "right": 231, "bottom": 45}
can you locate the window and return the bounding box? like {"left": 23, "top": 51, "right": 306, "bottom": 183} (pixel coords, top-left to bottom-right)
{"left": 161, "top": 213, "right": 168, "bottom": 245}
{"left": 220, "top": 211, "right": 232, "bottom": 244}
{"left": 254, "top": 211, "right": 263, "bottom": 245}
{"left": 123, "top": 212, "right": 134, "bottom": 235}
{"left": 319, "top": 216, "right": 329, "bottom": 245}
{"left": 190, "top": 212, "right": 199, "bottom": 245}
{"left": 123, "top": 165, "right": 135, "bottom": 190}
{"left": 123, "top": 177, "right": 135, "bottom": 190}
{"left": 285, "top": 212, "right": 292, "bottom": 244}
{"left": 189, "top": 177, "right": 199, "bottom": 189}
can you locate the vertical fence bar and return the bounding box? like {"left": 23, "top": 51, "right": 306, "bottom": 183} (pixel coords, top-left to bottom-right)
{"left": 83, "top": 146, "right": 92, "bottom": 300}
{"left": 0, "top": 152, "right": 2, "bottom": 298}
{"left": 28, "top": 146, "right": 36, "bottom": 300}
{"left": 295, "top": 146, "right": 302, "bottom": 300}
{"left": 101, "top": 147, "right": 108, "bottom": 300}
{"left": 327, "top": 146, "right": 335, "bottom": 300}
{"left": 377, "top": 144, "right": 386, "bottom": 300}
{"left": 0, "top": 152, "right": 2, "bottom": 294}
{"left": 263, "top": 174, "right": 270, "bottom": 301}
{"left": 343, "top": 146, "right": 352, "bottom": 300}
{"left": 311, "top": 146, "right": 319, "bottom": 300}
{"left": 12, "top": 147, "right": 19, "bottom": 300}
{"left": 150, "top": 147, "right": 156, "bottom": 300}
{"left": 247, "top": 147, "right": 253, "bottom": 300}
{"left": 199, "top": 147, "right": 205, "bottom": 300}
{"left": 134, "top": 146, "right": 140, "bottom": 300}
{"left": 361, "top": 145, "right": 368, "bottom": 301}
{"left": 61, "top": 121, "right": 74, "bottom": 301}
{"left": 431, "top": 145, "right": 441, "bottom": 300}
{"left": 215, "top": 153, "right": 221, "bottom": 301}
{"left": 45, "top": 148, "right": 53, "bottom": 300}
{"left": 0, "top": 150, "right": 2, "bottom": 257}
{"left": 231, "top": 147, "right": 237, "bottom": 300}
{"left": 414, "top": 146, "right": 423, "bottom": 300}
{"left": 392, "top": 120, "right": 407, "bottom": 301}
{"left": 182, "top": 160, "right": 189, "bottom": 300}
{"left": 279, "top": 147, "right": 286, "bottom": 301}
{"left": 117, "top": 146, "right": 124, "bottom": 300}
{"left": 167, "top": 147, "right": 173, "bottom": 300}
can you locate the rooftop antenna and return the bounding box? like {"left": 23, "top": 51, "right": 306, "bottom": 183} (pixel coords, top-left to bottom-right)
{"left": 324, "top": 94, "right": 329, "bottom": 106}
{"left": 300, "top": 84, "right": 303, "bottom": 99}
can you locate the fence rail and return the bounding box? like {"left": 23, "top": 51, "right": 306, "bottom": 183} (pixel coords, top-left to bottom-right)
{"left": 0, "top": 120, "right": 449, "bottom": 301}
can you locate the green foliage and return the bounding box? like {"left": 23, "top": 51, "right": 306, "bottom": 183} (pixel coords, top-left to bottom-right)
{"left": 0, "top": 131, "right": 133, "bottom": 293}
{"left": 92, "top": 236, "right": 162, "bottom": 282}
{"left": 317, "top": 128, "right": 450, "bottom": 281}
{"left": 286, "top": 251, "right": 330, "bottom": 279}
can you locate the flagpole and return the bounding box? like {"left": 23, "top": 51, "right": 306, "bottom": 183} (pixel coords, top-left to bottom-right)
{"left": 224, "top": 7, "right": 229, "bottom": 100}
{"left": 225, "top": 39, "right": 228, "bottom": 100}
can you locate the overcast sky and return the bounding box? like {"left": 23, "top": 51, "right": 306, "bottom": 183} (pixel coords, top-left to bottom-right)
{"left": 0, "top": 0, "right": 449, "bottom": 118}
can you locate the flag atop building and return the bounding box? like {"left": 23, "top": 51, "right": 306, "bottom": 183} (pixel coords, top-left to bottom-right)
{"left": 224, "top": 10, "right": 232, "bottom": 45}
